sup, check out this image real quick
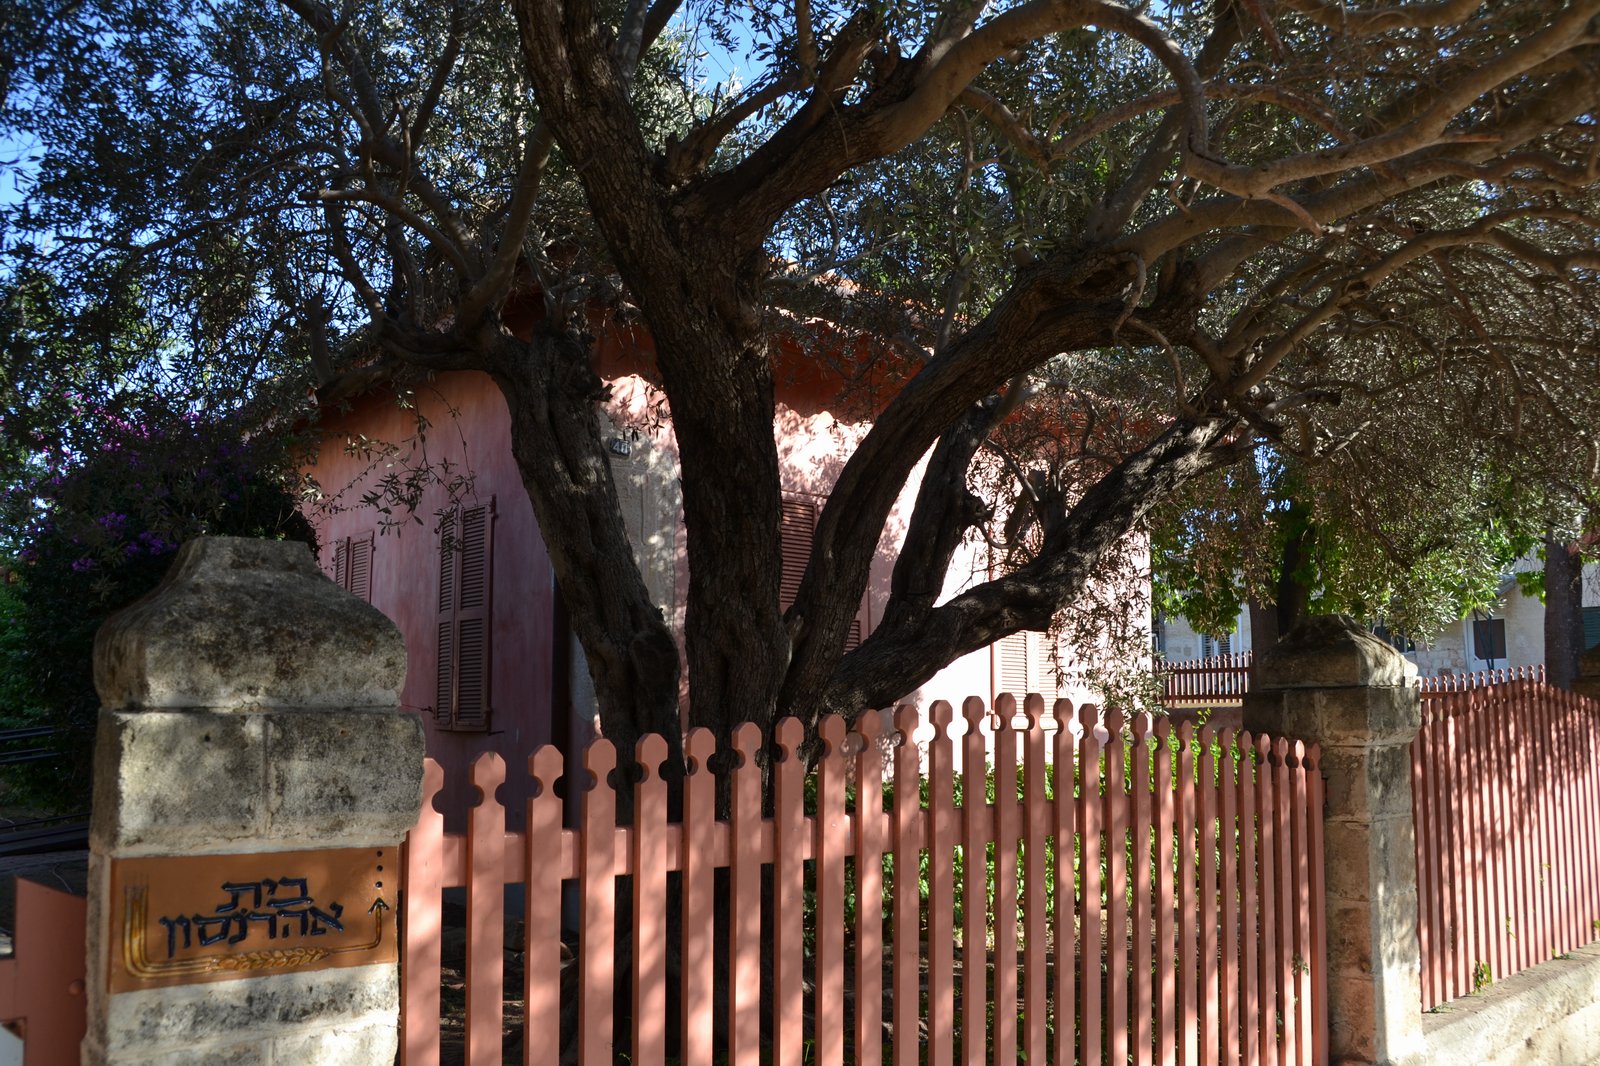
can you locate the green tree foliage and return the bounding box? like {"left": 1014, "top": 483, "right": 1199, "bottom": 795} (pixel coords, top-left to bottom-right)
{"left": 4, "top": 0, "right": 1600, "bottom": 749}
{"left": 0, "top": 402, "right": 314, "bottom": 808}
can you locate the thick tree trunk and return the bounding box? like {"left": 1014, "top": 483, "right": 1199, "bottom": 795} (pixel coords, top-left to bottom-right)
{"left": 1544, "top": 534, "right": 1585, "bottom": 690}
{"left": 487, "top": 331, "right": 683, "bottom": 766}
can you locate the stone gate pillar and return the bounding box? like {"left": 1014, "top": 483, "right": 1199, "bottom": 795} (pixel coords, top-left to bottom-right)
{"left": 1243, "top": 616, "right": 1425, "bottom": 1066}
{"left": 82, "top": 537, "right": 425, "bottom": 1064}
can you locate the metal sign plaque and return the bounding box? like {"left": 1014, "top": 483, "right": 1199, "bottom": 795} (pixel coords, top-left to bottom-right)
{"left": 107, "top": 846, "right": 394, "bottom": 992}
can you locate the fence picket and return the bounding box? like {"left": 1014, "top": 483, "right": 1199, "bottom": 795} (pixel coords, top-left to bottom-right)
{"left": 995, "top": 697, "right": 1021, "bottom": 1065}
{"left": 774, "top": 719, "right": 806, "bottom": 1066}
{"left": 467, "top": 753, "right": 507, "bottom": 1066}
{"left": 525, "top": 748, "right": 564, "bottom": 1066}
{"left": 960, "top": 698, "right": 987, "bottom": 1066}
{"left": 680, "top": 729, "right": 716, "bottom": 1066}
{"left": 926, "top": 700, "right": 957, "bottom": 1066}
{"left": 1079, "top": 704, "right": 1104, "bottom": 1066}
{"left": 855, "top": 712, "right": 887, "bottom": 1066}
{"left": 632, "top": 735, "right": 669, "bottom": 1066}
{"left": 892, "top": 705, "right": 921, "bottom": 1066}
{"left": 729, "top": 723, "right": 762, "bottom": 1065}
{"left": 1107, "top": 707, "right": 1130, "bottom": 1066}
{"left": 402, "top": 759, "right": 446, "bottom": 1066}
{"left": 1177, "top": 722, "right": 1198, "bottom": 1066}
{"left": 1023, "top": 695, "right": 1049, "bottom": 1066}
{"left": 816, "top": 715, "right": 849, "bottom": 1066}
{"left": 1132, "top": 714, "right": 1154, "bottom": 1066}
{"left": 1054, "top": 701, "right": 1078, "bottom": 1066}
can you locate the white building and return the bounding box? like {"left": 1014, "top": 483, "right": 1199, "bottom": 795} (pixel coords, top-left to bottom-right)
{"left": 1155, "top": 560, "right": 1600, "bottom": 677}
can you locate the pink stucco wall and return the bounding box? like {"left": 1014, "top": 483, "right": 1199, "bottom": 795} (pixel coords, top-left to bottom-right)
{"left": 310, "top": 365, "right": 1154, "bottom": 820}
{"left": 307, "top": 372, "right": 556, "bottom": 830}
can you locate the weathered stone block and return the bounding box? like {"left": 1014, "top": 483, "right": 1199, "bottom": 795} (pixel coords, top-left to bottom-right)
{"left": 91, "top": 710, "right": 266, "bottom": 856}
{"left": 1254, "top": 615, "right": 1418, "bottom": 691}
{"left": 272, "top": 1017, "right": 399, "bottom": 1063}
{"left": 264, "top": 710, "right": 425, "bottom": 845}
{"left": 93, "top": 963, "right": 396, "bottom": 1058}
{"left": 95, "top": 537, "right": 405, "bottom": 712}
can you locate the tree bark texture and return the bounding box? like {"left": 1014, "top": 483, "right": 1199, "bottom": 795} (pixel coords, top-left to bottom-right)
{"left": 1544, "top": 535, "right": 1585, "bottom": 691}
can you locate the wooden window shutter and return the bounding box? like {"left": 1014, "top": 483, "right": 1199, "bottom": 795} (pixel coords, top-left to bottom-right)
{"left": 331, "top": 535, "right": 373, "bottom": 602}
{"left": 778, "top": 497, "right": 817, "bottom": 614}
{"left": 435, "top": 500, "right": 495, "bottom": 731}
{"left": 998, "top": 631, "right": 1031, "bottom": 697}
{"left": 347, "top": 533, "right": 373, "bottom": 602}
{"left": 781, "top": 493, "right": 870, "bottom": 651}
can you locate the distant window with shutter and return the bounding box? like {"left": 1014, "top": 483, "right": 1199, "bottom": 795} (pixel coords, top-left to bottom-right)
{"left": 436, "top": 500, "right": 495, "bottom": 731}
{"left": 1201, "top": 632, "right": 1233, "bottom": 658}
{"left": 780, "top": 494, "right": 865, "bottom": 651}
{"left": 1472, "top": 617, "right": 1506, "bottom": 662}
{"left": 1584, "top": 606, "right": 1600, "bottom": 652}
{"left": 330, "top": 533, "right": 374, "bottom": 602}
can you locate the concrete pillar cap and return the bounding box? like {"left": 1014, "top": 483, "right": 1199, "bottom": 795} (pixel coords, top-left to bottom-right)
{"left": 94, "top": 536, "right": 406, "bottom": 711}
{"left": 1255, "top": 614, "right": 1418, "bottom": 690}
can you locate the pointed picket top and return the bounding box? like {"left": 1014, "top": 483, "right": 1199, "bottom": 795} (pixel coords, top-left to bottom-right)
{"left": 1272, "top": 736, "right": 1290, "bottom": 763}
{"left": 584, "top": 736, "right": 618, "bottom": 788}
{"left": 529, "top": 746, "right": 564, "bottom": 794}
{"left": 1130, "top": 711, "right": 1152, "bottom": 746}
{"left": 819, "top": 714, "right": 847, "bottom": 760}
{"left": 1078, "top": 702, "right": 1099, "bottom": 740}
{"left": 470, "top": 750, "right": 508, "bottom": 802}
{"left": 1290, "top": 738, "right": 1307, "bottom": 768}
{"left": 775, "top": 717, "right": 805, "bottom": 761}
{"left": 1151, "top": 715, "right": 1173, "bottom": 743}
{"left": 960, "top": 695, "right": 987, "bottom": 739}
{"left": 731, "top": 721, "right": 762, "bottom": 766}
{"left": 1021, "top": 693, "right": 1043, "bottom": 734}
{"left": 1177, "top": 720, "right": 1195, "bottom": 750}
{"left": 928, "top": 699, "right": 954, "bottom": 741}
{"left": 995, "top": 692, "right": 1018, "bottom": 736}
{"left": 1050, "top": 698, "right": 1074, "bottom": 739}
{"left": 635, "top": 733, "right": 670, "bottom": 784}
{"left": 684, "top": 728, "right": 716, "bottom": 777}
{"left": 856, "top": 708, "right": 884, "bottom": 747}
{"left": 892, "top": 704, "right": 921, "bottom": 749}
{"left": 1103, "top": 705, "right": 1124, "bottom": 739}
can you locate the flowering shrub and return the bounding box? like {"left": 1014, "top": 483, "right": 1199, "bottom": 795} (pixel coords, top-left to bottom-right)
{"left": 1, "top": 403, "right": 315, "bottom": 808}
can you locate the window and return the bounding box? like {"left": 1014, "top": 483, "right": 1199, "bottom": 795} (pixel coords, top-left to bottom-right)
{"left": 1583, "top": 606, "right": 1600, "bottom": 652}
{"left": 330, "top": 532, "right": 374, "bottom": 602}
{"left": 780, "top": 495, "right": 862, "bottom": 650}
{"left": 436, "top": 500, "right": 495, "bottom": 731}
{"left": 1472, "top": 617, "right": 1507, "bottom": 663}
{"left": 1201, "top": 631, "right": 1233, "bottom": 658}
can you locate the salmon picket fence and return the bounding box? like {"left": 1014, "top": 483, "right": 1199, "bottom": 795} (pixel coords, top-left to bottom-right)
{"left": 1411, "top": 671, "right": 1600, "bottom": 1010}
{"left": 1161, "top": 653, "right": 1253, "bottom": 707}
{"left": 400, "top": 696, "right": 1326, "bottom": 1065}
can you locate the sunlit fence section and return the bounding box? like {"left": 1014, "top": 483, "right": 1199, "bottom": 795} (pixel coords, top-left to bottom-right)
{"left": 400, "top": 697, "right": 1326, "bottom": 1065}
{"left": 1161, "top": 652, "right": 1254, "bottom": 707}
{"left": 1411, "top": 673, "right": 1600, "bottom": 1010}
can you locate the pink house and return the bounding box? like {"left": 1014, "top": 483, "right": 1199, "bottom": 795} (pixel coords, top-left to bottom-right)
{"left": 307, "top": 329, "right": 1151, "bottom": 829}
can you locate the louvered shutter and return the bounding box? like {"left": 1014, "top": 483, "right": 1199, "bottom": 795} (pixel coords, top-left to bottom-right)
{"left": 453, "top": 504, "right": 492, "bottom": 729}
{"left": 347, "top": 533, "right": 373, "bottom": 602}
{"left": 332, "top": 539, "right": 348, "bottom": 588}
{"left": 998, "top": 631, "right": 1031, "bottom": 697}
{"left": 779, "top": 497, "right": 817, "bottom": 614}
{"left": 781, "top": 493, "right": 870, "bottom": 650}
{"left": 435, "top": 500, "right": 495, "bottom": 731}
